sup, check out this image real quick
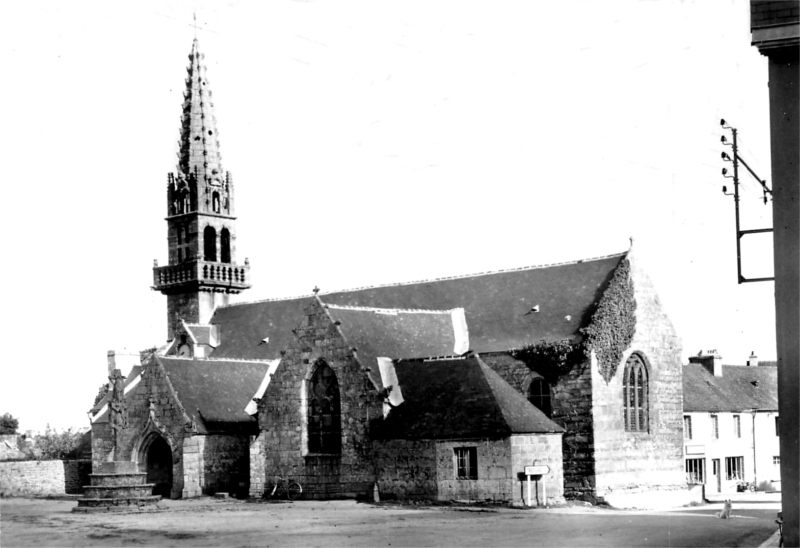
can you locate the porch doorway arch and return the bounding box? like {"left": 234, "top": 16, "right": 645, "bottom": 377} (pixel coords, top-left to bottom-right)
{"left": 141, "top": 434, "right": 173, "bottom": 498}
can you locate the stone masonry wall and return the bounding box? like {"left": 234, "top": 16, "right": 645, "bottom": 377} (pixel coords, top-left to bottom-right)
{"left": 202, "top": 434, "right": 249, "bottom": 497}
{"left": 435, "top": 439, "right": 513, "bottom": 502}
{"left": 248, "top": 432, "right": 267, "bottom": 498}
{"left": 64, "top": 460, "right": 92, "bottom": 494}
{"left": 0, "top": 460, "right": 66, "bottom": 496}
{"left": 168, "top": 293, "right": 201, "bottom": 339}
{"left": 256, "top": 297, "right": 384, "bottom": 499}
{"left": 182, "top": 435, "right": 204, "bottom": 498}
{"left": 510, "top": 434, "right": 564, "bottom": 505}
{"left": 590, "top": 252, "right": 685, "bottom": 500}
{"left": 482, "top": 352, "right": 595, "bottom": 500}
{"left": 374, "top": 439, "right": 437, "bottom": 500}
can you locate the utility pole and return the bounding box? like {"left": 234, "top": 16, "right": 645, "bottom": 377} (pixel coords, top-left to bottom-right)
{"left": 720, "top": 119, "right": 773, "bottom": 284}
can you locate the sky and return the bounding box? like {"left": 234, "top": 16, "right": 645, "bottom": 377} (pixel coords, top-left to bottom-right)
{"left": 1, "top": 0, "right": 778, "bottom": 433}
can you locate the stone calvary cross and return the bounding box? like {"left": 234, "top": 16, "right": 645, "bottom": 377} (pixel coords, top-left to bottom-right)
{"left": 107, "top": 368, "right": 128, "bottom": 461}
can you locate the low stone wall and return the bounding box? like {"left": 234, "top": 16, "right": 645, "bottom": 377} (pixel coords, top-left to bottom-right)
{"left": 602, "top": 483, "right": 703, "bottom": 510}
{"left": 0, "top": 460, "right": 64, "bottom": 496}
{"left": 0, "top": 460, "right": 92, "bottom": 496}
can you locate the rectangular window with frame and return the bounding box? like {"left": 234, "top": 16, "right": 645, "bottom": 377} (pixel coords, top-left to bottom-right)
{"left": 683, "top": 416, "right": 692, "bottom": 440}
{"left": 711, "top": 414, "right": 719, "bottom": 439}
{"left": 725, "top": 456, "right": 744, "bottom": 480}
{"left": 685, "top": 458, "right": 705, "bottom": 484}
{"left": 775, "top": 416, "right": 780, "bottom": 436}
{"left": 773, "top": 456, "right": 780, "bottom": 471}
{"left": 454, "top": 447, "right": 478, "bottom": 480}
{"left": 733, "top": 415, "right": 741, "bottom": 438}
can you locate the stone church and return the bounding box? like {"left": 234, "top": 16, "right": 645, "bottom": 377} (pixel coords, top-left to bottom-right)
{"left": 91, "top": 39, "right": 687, "bottom": 506}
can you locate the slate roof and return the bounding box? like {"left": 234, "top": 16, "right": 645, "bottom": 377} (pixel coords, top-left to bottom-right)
{"left": 158, "top": 357, "right": 273, "bottom": 432}
{"left": 322, "top": 254, "right": 625, "bottom": 352}
{"left": 210, "top": 296, "right": 309, "bottom": 360}
{"left": 377, "top": 354, "right": 564, "bottom": 440}
{"left": 210, "top": 253, "right": 626, "bottom": 360}
{"left": 326, "top": 305, "right": 461, "bottom": 379}
{"left": 683, "top": 364, "right": 778, "bottom": 413}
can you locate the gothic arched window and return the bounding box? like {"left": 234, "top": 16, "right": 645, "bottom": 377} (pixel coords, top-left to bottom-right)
{"left": 307, "top": 360, "right": 341, "bottom": 454}
{"left": 623, "top": 353, "right": 648, "bottom": 432}
{"left": 527, "top": 378, "right": 552, "bottom": 418}
{"left": 203, "top": 226, "right": 217, "bottom": 262}
{"left": 220, "top": 228, "right": 231, "bottom": 264}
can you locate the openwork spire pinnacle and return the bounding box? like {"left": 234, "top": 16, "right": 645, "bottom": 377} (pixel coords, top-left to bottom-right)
{"left": 178, "top": 38, "right": 223, "bottom": 183}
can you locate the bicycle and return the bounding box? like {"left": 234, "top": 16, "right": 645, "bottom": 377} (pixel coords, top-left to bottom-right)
{"left": 266, "top": 476, "right": 302, "bottom": 501}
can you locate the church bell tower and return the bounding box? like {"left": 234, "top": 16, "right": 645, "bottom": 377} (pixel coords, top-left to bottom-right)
{"left": 152, "top": 39, "right": 250, "bottom": 340}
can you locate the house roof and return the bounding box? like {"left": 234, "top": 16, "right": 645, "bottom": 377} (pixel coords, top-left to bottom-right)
{"left": 683, "top": 364, "right": 778, "bottom": 413}
{"left": 377, "top": 354, "right": 564, "bottom": 440}
{"left": 326, "top": 305, "right": 463, "bottom": 387}
{"left": 158, "top": 357, "right": 273, "bottom": 431}
{"left": 210, "top": 253, "right": 626, "bottom": 360}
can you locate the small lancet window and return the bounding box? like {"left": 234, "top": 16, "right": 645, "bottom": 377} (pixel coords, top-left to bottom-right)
{"left": 623, "top": 353, "right": 649, "bottom": 432}
{"left": 203, "top": 226, "right": 217, "bottom": 262}
{"left": 220, "top": 228, "right": 231, "bottom": 264}
{"left": 212, "top": 191, "right": 221, "bottom": 213}
{"left": 527, "top": 378, "right": 552, "bottom": 418}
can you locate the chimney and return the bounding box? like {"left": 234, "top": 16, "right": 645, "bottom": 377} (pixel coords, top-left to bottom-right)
{"left": 747, "top": 351, "right": 758, "bottom": 367}
{"left": 689, "top": 349, "right": 723, "bottom": 377}
{"left": 107, "top": 349, "right": 140, "bottom": 377}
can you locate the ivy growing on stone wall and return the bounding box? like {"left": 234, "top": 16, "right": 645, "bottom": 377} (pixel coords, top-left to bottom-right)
{"left": 509, "top": 339, "right": 584, "bottom": 383}
{"left": 510, "top": 258, "right": 636, "bottom": 384}
{"left": 580, "top": 258, "right": 636, "bottom": 383}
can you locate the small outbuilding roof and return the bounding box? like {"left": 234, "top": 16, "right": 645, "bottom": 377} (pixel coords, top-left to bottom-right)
{"left": 377, "top": 354, "right": 564, "bottom": 440}
{"left": 158, "top": 357, "right": 274, "bottom": 431}
{"left": 683, "top": 364, "right": 778, "bottom": 413}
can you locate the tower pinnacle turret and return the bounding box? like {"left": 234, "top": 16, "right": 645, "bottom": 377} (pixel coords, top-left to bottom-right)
{"left": 152, "top": 39, "right": 251, "bottom": 341}
{"left": 179, "top": 39, "right": 223, "bottom": 183}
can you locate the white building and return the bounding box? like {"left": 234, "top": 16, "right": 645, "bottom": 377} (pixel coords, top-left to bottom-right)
{"left": 682, "top": 351, "right": 780, "bottom": 493}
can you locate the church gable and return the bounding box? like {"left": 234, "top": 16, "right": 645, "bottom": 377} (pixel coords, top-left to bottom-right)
{"left": 256, "top": 297, "right": 383, "bottom": 499}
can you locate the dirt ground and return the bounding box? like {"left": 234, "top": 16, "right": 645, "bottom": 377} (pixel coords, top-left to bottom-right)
{"left": 0, "top": 496, "right": 780, "bottom": 547}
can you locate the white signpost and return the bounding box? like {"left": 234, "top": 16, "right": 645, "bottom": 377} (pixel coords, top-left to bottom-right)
{"left": 524, "top": 465, "right": 550, "bottom": 507}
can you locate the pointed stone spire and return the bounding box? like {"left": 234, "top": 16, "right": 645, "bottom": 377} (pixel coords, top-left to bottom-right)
{"left": 178, "top": 38, "right": 223, "bottom": 184}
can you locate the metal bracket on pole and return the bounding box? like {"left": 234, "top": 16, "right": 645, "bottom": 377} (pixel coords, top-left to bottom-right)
{"left": 720, "top": 121, "right": 774, "bottom": 284}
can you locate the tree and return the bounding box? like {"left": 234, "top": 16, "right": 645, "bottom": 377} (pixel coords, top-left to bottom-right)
{"left": 93, "top": 382, "right": 109, "bottom": 406}
{"left": 27, "top": 425, "right": 86, "bottom": 460}
{"left": 0, "top": 412, "right": 19, "bottom": 435}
